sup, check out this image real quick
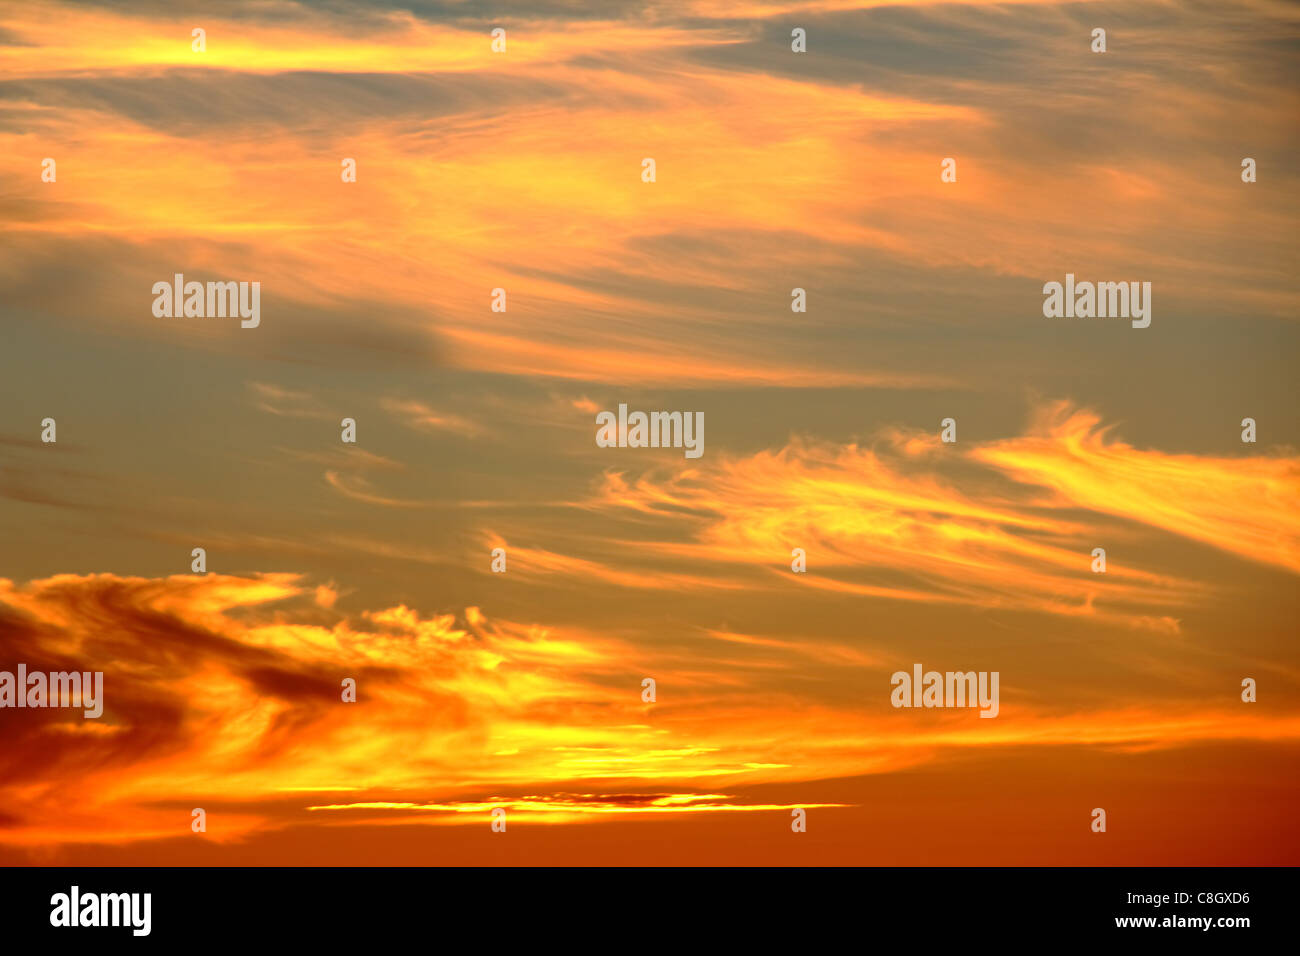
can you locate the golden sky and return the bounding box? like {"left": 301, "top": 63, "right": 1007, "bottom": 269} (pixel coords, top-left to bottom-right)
{"left": 0, "top": 0, "right": 1297, "bottom": 864}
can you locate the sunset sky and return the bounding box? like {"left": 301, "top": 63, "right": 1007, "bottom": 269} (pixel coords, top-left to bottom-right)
{"left": 1, "top": 0, "right": 1297, "bottom": 865}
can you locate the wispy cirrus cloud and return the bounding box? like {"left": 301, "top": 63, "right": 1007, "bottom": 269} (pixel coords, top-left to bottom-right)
{"left": 5, "top": 0, "right": 1294, "bottom": 391}
{"left": 324, "top": 470, "right": 429, "bottom": 508}
{"left": 578, "top": 402, "right": 1298, "bottom": 629}
{"left": 381, "top": 397, "right": 484, "bottom": 437}
{"left": 482, "top": 533, "right": 752, "bottom": 592}
{"left": 247, "top": 381, "right": 329, "bottom": 419}
{"left": 973, "top": 401, "right": 1300, "bottom": 574}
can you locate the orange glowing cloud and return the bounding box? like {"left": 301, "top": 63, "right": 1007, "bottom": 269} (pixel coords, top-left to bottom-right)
{"left": 2, "top": 567, "right": 1294, "bottom": 849}
{"left": 973, "top": 402, "right": 1300, "bottom": 574}
{"left": 0, "top": 4, "right": 742, "bottom": 77}
{"left": 306, "top": 793, "right": 848, "bottom": 826}
{"left": 482, "top": 534, "right": 752, "bottom": 592}
{"left": 583, "top": 407, "right": 1222, "bottom": 627}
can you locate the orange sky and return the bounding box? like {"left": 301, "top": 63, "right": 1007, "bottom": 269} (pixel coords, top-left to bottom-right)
{"left": 1, "top": 0, "right": 1297, "bottom": 865}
